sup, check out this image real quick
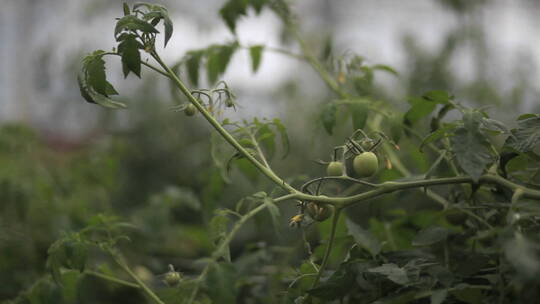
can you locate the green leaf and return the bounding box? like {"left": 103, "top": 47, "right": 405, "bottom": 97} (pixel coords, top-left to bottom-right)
{"left": 185, "top": 51, "right": 203, "bottom": 86}
{"left": 249, "top": 45, "right": 264, "bottom": 73}
{"left": 209, "top": 209, "right": 230, "bottom": 244}
{"left": 505, "top": 116, "right": 540, "bottom": 152}
{"left": 480, "top": 118, "right": 508, "bottom": 134}
{"left": 368, "top": 263, "right": 409, "bottom": 285}
{"left": 205, "top": 263, "right": 237, "bottom": 304}
{"left": 219, "top": 0, "right": 248, "bottom": 32}
{"left": 321, "top": 103, "right": 337, "bottom": 135}
{"left": 412, "top": 226, "right": 448, "bottom": 246}
{"left": 422, "top": 90, "right": 452, "bottom": 104}
{"left": 307, "top": 263, "right": 356, "bottom": 300}
{"left": 114, "top": 15, "right": 159, "bottom": 38}
{"left": 78, "top": 73, "right": 127, "bottom": 109}
{"left": 272, "top": 118, "right": 290, "bottom": 158}
{"left": 118, "top": 35, "right": 143, "bottom": 78}
{"left": 250, "top": 0, "right": 267, "bottom": 14}
{"left": 451, "top": 126, "right": 493, "bottom": 181}
{"left": 263, "top": 196, "right": 280, "bottom": 229}
{"left": 206, "top": 43, "right": 237, "bottom": 84}
{"left": 373, "top": 64, "right": 398, "bottom": 76}
{"left": 419, "top": 124, "right": 456, "bottom": 151}
{"left": 346, "top": 218, "right": 381, "bottom": 256}
{"left": 404, "top": 97, "right": 438, "bottom": 125}
{"left": 85, "top": 54, "right": 107, "bottom": 95}
{"left": 405, "top": 92, "right": 451, "bottom": 125}
{"left": 350, "top": 101, "right": 368, "bottom": 130}
{"left": 123, "top": 3, "right": 130, "bottom": 16}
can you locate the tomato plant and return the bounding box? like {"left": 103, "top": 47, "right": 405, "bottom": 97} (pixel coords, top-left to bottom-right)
{"left": 5, "top": 1, "right": 540, "bottom": 304}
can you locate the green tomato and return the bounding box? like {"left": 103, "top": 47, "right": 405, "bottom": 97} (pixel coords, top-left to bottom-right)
{"left": 306, "top": 202, "right": 333, "bottom": 222}
{"left": 164, "top": 271, "right": 182, "bottom": 286}
{"left": 184, "top": 104, "right": 196, "bottom": 116}
{"left": 326, "top": 161, "right": 344, "bottom": 176}
{"left": 353, "top": 152, "right": 379, "bottom": 177}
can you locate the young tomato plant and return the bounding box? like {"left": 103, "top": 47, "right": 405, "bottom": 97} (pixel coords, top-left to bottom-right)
{"left": 9, "top": 2, "right": 540, "bottom": 304}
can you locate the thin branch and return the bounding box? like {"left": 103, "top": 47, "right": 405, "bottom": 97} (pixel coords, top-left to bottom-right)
{"left": 249, "top": 131, "right": 272, "bottom": 169}
{"left": 310, "top": 208, "right": 342, "bottom": 288}
{"left": 85, "top": 270, "right": 140, "bottom": 289}
{"left": 187, "top": 193, "right": 297, "bottom": 304}
{"left": 150, "top": 51, "right": 298, "bottom": 194}
{"left": 109, "top": 250, "right": 166, "bottom": 304}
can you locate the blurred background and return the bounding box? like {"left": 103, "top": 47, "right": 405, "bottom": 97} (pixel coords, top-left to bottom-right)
{"left": 2, "top": 0, "right": 540, "bottom": 302}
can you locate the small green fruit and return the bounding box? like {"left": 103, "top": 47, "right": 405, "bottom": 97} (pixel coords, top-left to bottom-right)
{"left": 353, "top": 152, "right": 378, "bottom": 177}
{"left": 184, "top": 104, "right": 196, "bottom": 116}
{"left": 164, "top": 271, "right": 182, "bottom": 286}
{"left": 326, "top": 161, "right": 344, "bottom": 176}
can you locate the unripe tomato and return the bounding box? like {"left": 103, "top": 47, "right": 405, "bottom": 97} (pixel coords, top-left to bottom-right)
{"left": 353, "top": 152, "right": 378, "bottom": 177}
{"left": 306, "top": 202, "right": 332, "bottom": 222}
{"left": 326, "top": 161, "right": 344, "bottom": 176}
{"left": 164, "top": 271, "right": 182, "bottom": 286}
{"left": 184, "top": 104, "right": 196, "bottom": 116}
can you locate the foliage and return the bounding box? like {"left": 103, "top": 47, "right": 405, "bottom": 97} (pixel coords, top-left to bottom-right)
{"left": 4, "top": 1, "right": 540, "bottom": 304}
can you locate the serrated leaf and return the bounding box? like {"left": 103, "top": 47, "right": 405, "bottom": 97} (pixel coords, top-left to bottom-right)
{"left": 350, "top": 101, "right": 368, "bottom": 130}
{"left": 505, "top": 116, "right": 540, "bottom": 152}
{"left": 481, "top": 118, "right": 508, "bottom": 134}
{"left": 105, "top": 82, "right": 119, "bottom": 95}
{"left": 85, "top": 55, "right": 107, "bottom": 95}
{"left": 451, "top": 126, "right": 493, "bottom": 181}
{"left": 321, "top": 103, "right": 337, "bottom": 135}
{"left": 118, "top": 35, "right": 143, "bottom": 78}
{"left": 78, "top": 73, "right": 127, "bottom": 109}
{"left": 114, "top": 15, "right": 159, "bottom": 38}
{"left": 412, "top": 226, "right": 448, "bottom": 246}
{"left": 368, "top": 263, "right": 409, "bottom": 285}
{"left": 249, "top": 45, "right": 264, "bottom": 73}
{"left": 346, "top": 219, "right": 381, "bottom": 256}
{"left": 219, "top": 0, "right": 248, "bottom": 32}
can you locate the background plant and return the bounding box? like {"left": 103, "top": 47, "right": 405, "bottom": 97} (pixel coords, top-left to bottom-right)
{"left": 3, "top": 1, "right": 540, "bottom": 304}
